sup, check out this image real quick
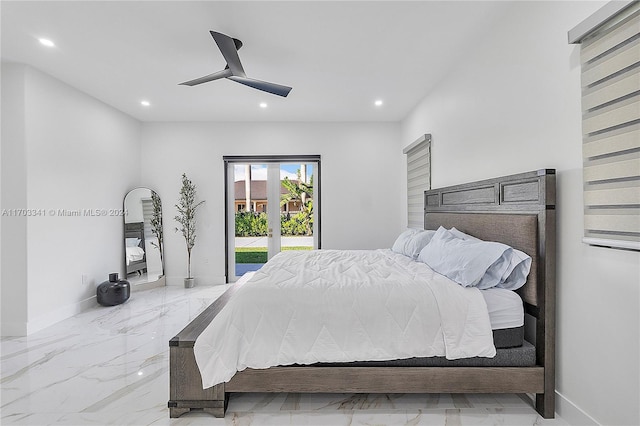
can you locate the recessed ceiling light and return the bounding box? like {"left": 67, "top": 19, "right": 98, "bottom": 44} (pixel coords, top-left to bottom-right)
{"left": 140, "top": 100, "right": 150, "bottom": 107}
{"left": 259, "top": 102, "right": 268, "bottom": 108}
{"left": 38, "top": 38, "right": 55, "bottom": 48}
{"left": 374, "top": 99, "right": 384, "bottom": 107}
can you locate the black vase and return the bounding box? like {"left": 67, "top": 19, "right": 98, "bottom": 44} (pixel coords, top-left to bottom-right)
{"left": 97, "top": 273, "right": 131, "bottom": 306}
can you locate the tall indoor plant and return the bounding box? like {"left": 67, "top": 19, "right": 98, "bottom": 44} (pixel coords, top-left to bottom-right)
{"left": 150, "top": 190, "right": 164, "bottom": 272}
{"left": 174, "top": 173, "right": 205, "bottom": 288}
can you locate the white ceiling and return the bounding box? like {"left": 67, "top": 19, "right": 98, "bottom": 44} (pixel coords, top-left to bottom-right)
{"left": 1, "top": 1, "right": 510, "bottom": 122}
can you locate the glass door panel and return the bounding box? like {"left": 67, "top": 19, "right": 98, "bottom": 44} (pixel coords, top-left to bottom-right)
{"left": 229, "top": 163, "right": 268, "bottom": 280}
{"left": 227, "top": 159, "right": 319, "bottom": 282}
{"left": 279, "top": 163, "right": 315, "bottom": 254}
{"left": 266, "top": 163, "right": 282, "bottom": 261}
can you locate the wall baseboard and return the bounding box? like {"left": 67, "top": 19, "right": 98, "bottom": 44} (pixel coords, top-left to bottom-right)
{"left": 556, "top": 390, "right": 600, "bottom": 426}
{"left": 25, "top": 295, "right": 97, "bottom": 336}
{"left": 3, "top": 297, "right": 96, "bottom": 336}
{"left": 130, "top": 275, "right": 165, "bottom": 292}
{"left": 2, "top": 276, "right": 226, "bottom": 337}
{"left": 1, "top": 321, "right": 28, "bottom": 337}
{"left": 165, "top": 275, "right": 226, "bottom": 287}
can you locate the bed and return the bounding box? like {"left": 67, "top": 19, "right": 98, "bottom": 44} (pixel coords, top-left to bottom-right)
{"left": 168, "top": 169, "right": 556, "bottom": 418}
{"left": 125, "top": 222, "right": 147, "bottom": 275}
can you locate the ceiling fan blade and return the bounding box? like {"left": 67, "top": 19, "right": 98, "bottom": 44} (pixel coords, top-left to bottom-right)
{"left": 179, "top": 68, "right": 232, "bottom": 86}
{"left": 228, "top": 76, "right": 292, "bottom": 97}
{"left": 210, "top": 31, "right": 245, "bottom": 76}
{"left": 182, "top": 31, "right": 293, "bottom": 96}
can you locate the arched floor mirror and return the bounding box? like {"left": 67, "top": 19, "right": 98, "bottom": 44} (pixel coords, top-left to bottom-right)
{"left": 124, "top": 188, "right": 165, "bottom": 289}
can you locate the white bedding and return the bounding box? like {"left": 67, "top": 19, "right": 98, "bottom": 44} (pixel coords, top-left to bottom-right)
{"left": 125, "top": 246, "right": 144, "bottom": 265}
{"left": 194, "top": 249, "right": 496, "bottom": 388}
{"left": 481, "top": 287, "right": 524, "bottom": 330}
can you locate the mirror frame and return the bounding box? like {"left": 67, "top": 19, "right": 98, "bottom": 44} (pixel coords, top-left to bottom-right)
{"left": 123, "top": 187, "right": 165, "bottom": 289}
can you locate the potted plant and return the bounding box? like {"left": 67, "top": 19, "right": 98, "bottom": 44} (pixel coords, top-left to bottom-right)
{"left": 150, "top": 190, "right": 164, "bottom": 272}
{"left": 174, "top": 173, "right": 205, "bottom": 288}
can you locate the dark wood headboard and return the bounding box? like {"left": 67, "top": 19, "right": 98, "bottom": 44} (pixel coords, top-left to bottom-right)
{"left": 424, "top": 169, "right": 555, "bottom": 393}
{"left": 423, "top": 169, "right": 555, "bottom": 310}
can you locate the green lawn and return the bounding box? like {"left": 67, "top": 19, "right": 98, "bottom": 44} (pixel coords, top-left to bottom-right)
{"left": 235, "top": 246, "right": 312, "bottom": 264}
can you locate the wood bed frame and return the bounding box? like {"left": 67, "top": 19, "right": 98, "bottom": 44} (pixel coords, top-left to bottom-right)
{"left": 168, "top": 169, "right": 556, "bottom": 418}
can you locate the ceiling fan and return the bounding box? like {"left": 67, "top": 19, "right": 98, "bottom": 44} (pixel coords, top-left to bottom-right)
{"left": 180, "top": 31, "right": 292, "bottom": 97}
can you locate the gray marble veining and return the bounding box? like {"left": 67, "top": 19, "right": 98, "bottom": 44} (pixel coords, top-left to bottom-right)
{"left": 1, "top": 285, "right": 569, "bottom": 426}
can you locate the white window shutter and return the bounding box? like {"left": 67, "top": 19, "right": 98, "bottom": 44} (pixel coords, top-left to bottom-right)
{"left": 403, "top": 134, "right": 431, "bottom": 229}
{"left": 571, "top": 2, "right": 640, "bottom": 250}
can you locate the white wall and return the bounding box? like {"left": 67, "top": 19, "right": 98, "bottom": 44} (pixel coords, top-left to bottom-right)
{"left": 400, "top": 2, "right": 639, "bottom": 425}
{"left": 1, "top": 63, "right": 29, "bottom": 335}
{"left": 0, "top": 64, "right": 142, "bottom": 335}
{"left": 140, "top": 122, "right": 402, "bottom": 286}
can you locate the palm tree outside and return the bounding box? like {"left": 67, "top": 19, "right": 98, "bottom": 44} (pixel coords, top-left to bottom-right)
{"left": 235, "top": 164, "right": 314, "bottom": 272}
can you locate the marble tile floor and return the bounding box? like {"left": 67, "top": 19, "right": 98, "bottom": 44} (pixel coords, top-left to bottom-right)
{"left": 1, "top": 285, "right": 569, "bottom": 426}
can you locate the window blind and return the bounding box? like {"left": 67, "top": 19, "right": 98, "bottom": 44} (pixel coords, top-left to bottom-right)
{"left": 571, "top": 2, "right": 640, "bottom": 250}
{"left": 403, "top": 134, "right": 431, "bottom": 229}
{"left": 141, "top": 198, "right": 154, "bottom": 239}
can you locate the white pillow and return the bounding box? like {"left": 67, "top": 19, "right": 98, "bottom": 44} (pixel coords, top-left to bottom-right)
{"left": 449, "top": 227, "right": 531, "bottom": 290}
{"left": 418, "top": 227, "right": 513, "bottom": 288}
{"left": 391, "top": 229, "right": 419, "bottom": 255}
{"left": 126, "top": 237, "right": 141, "bottom": 247}
{"left": 497, "top": 249, "right": 531, "bottom": 290}
{"left": 449, "top": 227, "right": 478, "bottom": 241}
{"left": 391, "top": 229, "right": 436, "bottom": 259}
{"left": 405, "top": 230, "right": 437, "bottom": 259}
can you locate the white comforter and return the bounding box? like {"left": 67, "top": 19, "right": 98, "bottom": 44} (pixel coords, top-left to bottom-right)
{"left": 125, "top": 246, "right": 144, "bottom": 265}
{"left": 194, "top": 249, "right": 496, "bottom": 388}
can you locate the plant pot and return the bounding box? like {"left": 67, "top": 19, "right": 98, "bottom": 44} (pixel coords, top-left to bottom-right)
{"left": 97, "top": 273, "right": 130, "bottom": 306}
{"left": 184, "top": 278, "right": 195, "bottom": 288}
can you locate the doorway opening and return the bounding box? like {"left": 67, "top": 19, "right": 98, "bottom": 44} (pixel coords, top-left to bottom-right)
{"left": 224, "top": 156, "right": 321, "bottom": 282}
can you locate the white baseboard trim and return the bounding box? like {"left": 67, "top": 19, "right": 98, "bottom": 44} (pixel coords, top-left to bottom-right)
{"left": 556, "top": 390, "right": 600, "bottom": 426}
{"left": 25, "top": 295, "right": 97, "bottom": 335}
{"left": 131, "top": 275, "right": 165, "bottom": 292}
{"left": 2, "top": 275, "right": 215, "bottom": 337}
{"left": 1, "top": 321, "right": 28, "bottom": 336}
{"left": 165, "top": 275, "right": 226, "bottom": 287}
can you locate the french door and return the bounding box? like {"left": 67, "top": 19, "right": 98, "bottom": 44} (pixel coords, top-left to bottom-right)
{"left": 224, "top": 155, "right": 320, "bottom": 282}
